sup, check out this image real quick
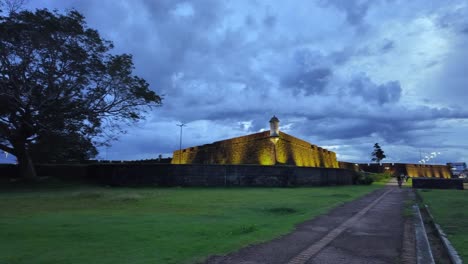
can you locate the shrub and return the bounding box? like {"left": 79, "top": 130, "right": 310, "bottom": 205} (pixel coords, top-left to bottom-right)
{"left": 356, "top": 173, "right": 374, "bottom": 185}
{"left": 370, "top": 172, "right": 392, "bottom": 183}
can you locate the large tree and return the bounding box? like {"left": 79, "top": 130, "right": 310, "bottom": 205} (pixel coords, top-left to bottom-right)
{"left": 0, "top": 8, "right": 162, "bottom": 179}
{"left": 371, "top": 143, "right": 386, "bottom": 164}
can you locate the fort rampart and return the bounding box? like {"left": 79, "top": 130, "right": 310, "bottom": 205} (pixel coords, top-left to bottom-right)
{"left": 172, "top": 131, "right": 339, "bottom": 168}
{"left": 339, "top": 162, "right": 452, "bottom": 178}
{"left": 0, "top": 163, "right": 354, "bottom": 187}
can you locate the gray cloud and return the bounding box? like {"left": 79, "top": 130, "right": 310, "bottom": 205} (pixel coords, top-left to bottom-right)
{"left": 436, "top": 4, "right": 468, "bottom": 34}
{"left": 282, "top": 67, "right": 333, "bottom": 95}
{"left": 280, "top": 49, "right": 333, "bottom": 95}
{"left": 348, "top": 75, "right": 401, "bottom": 105}
{"left": 381, "top": 39, "right": 395, "bottom": 52}
{"left": 263, "top": 14, "right": 277, "bottom": 28}
{"left": 319, "top": 0, "right": 374, "bottom": 26}
{"left": 245, "top": 15, "right": 256, "bottom": 28}
{"left": 462, "top": 26, "right": 468, "bottom": 34}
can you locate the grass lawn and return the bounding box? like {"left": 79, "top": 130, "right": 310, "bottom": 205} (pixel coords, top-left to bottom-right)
{"left": 370, "top": 172, "right": 392, "bottom": 185}
{"left": 418, "top": 189, "right": 468, "bottom": 262}
{"left": 0, "top": 183, "right": 382, "bottom": 264}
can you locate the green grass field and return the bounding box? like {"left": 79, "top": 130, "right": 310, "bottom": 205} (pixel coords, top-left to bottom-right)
{"left": 418, "top": 189, "right": 468, "bottom": 262}
{"left": 0, "top": 183, "right": 382, "bottom": 264}
{"left": 371, "top": 172, "right": 392, "bottom": 185}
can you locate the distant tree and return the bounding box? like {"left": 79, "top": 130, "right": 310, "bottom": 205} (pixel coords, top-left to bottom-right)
{"left": 0, "top": 0, "right": 27, "bottom": 13}
{"left": 371, "top": 143, "right": 386, "bottom": 164}
{"left": 0, "top": 9, "right": 162, "bottom": 179}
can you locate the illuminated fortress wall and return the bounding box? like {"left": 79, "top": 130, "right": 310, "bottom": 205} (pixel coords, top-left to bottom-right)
{"left": 350, "top": 163, "right": 452, "bottom": 178}
{"left": 274, "top": 133, "right": 338, "bottom": 167}
{"left": 404, "top": 164, "right": 451, "bottom": 178}
{"left": 173, "top": 131, "right": 275, "bottom": 165}
{"left": 172, "top": 131, "right": 339, "bottom": 168}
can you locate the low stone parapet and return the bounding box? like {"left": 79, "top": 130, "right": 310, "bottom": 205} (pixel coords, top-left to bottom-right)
{"left": 412, "top": 178, "right": 464, "bottom": 190}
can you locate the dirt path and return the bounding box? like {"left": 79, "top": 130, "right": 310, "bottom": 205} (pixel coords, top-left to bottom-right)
{"left": 205, "top": 183, "right": 414, "bottom": 264}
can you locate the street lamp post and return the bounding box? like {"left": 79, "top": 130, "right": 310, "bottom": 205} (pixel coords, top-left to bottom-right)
{"left": 177, "top": 123, "right": 186, "bottom": 164}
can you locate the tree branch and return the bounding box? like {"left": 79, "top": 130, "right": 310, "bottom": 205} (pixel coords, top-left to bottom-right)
{"left": 0, "top": 142, "right": 14, "bottom": 155}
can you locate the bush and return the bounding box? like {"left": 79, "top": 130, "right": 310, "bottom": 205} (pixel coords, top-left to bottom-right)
{"left": 356, "top": 173, "right": 374, "bottom": 185}
{"left": 371, "top": 172, "right": 392, "bottom": 183}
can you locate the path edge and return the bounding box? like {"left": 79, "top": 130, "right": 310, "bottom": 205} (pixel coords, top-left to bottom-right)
{"left": 424, "top": 205, "right": 463, "bottom": 264}
{"left": 413, "top": 204, "right": 435, "bottom": 264}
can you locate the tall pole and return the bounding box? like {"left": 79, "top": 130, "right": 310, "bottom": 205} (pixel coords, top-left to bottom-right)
{"left": 177, "top": 123, "right": 186, "bottom": 164}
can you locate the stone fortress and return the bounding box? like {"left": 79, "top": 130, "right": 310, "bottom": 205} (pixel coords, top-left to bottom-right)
{"left": 0, "top": 117, "right": 451, "bottom": 187}
{"left": 171, "top": 116, "right": 452, "bottom": 179}
{"left": 172, "top": 116, "right": 339, "bottom": 168}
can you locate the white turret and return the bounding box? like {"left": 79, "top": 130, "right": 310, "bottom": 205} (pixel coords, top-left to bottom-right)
{"left": 269, "top": 115, "right": 280, "bottom": 137}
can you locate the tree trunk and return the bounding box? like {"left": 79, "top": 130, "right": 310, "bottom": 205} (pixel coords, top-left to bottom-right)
{"left": 17, "top": 147, "right": 37, "bottom": 181}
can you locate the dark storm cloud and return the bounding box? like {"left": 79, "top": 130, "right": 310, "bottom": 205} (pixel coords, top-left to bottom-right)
{"left": 381, "top": 39, "right": 395, "bottom": 52}
{"left": 282, "top": 67, "right": 333, "bottom": 95}
{"left": 245, "top": 15, "right": 256, "bottom": 28}
{"left": 263, "top": 14, "right": 277, "bottom": 28}
{"left": 462, "top": 26, "right": 468, "bottom": 34}
{"left": 328, "top": 39, "right": 395, "bottom": 67}
{"left": 305, "top": 119, "right": 414, "bottom": 143}
{"left": 281, "top": 49, "right": 333, "bottom": 95}
{"left": 436, "top": 4, "right": 468, "bottom": 34}
{"left": 319, "top": 0, "right": 373, "bottom": 26}
{"left": 295, "top": 107, "right": 467, "bottom": 145}
{"left": 348, "top": 75, "right": 401, "bottom": 105}
{"left": 84, "top": 0, "right": 228, "bottom": 100}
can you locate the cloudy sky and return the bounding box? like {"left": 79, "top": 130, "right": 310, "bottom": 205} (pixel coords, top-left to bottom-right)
{"left": 7, "top": 0, "right": 468, "bottom": 164}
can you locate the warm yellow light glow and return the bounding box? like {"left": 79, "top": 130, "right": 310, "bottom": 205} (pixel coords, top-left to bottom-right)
{"left": 172, "top": 131, "right": 341, "bottom": 168}
{"left": 405, "top": 164, "right": 451, "bottom": 178}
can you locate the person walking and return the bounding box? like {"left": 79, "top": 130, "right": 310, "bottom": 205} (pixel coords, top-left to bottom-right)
{"left": 397, "top": 174, "right": 403, "bottom": 188}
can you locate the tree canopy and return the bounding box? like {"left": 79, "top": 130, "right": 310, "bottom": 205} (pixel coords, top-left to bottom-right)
{"left": 371, "top": 143, "right": 386, "bottom": 164}
{"left": 0, "top": 8, "right": 162, "bottom": 179}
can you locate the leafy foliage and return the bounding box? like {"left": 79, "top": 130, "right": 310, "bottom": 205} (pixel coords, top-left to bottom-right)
{"left": 0, "top": 9, "right": 161, "bottom": 177}
{"left": 355, "top": 172, "right": 374, "bottom": 185}
{"left": 28, "top": 132, "right": 98, "bottom": 163}
{"left": 371, "top": 143, "right": 386, "bottom": 164}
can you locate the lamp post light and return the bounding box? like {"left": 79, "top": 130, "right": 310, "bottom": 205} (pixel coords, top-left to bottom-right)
{"left": 177, "top": 123, "right": 186, "bottom": 164}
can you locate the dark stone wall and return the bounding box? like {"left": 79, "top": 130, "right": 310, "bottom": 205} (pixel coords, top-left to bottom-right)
{"left": 338, "top": 161, "right": 360, "bottom": 172}
{"left": 96, "top": 164, "right": 354, "bottom": 187}
{"left": 413, "top": 178, "right": 464, "bottom": 190}
{"left": 173, "top": 131, "right": 339, "bottom": 168}
{"left": 0, "top": 163, "right": 355, "bottom": 187}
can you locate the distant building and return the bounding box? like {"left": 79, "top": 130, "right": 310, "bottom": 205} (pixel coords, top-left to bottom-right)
{"left": 447, "top": 162, "right": 467, "bottom": 177}
{"left": 172, "top": 116, "right": 339, "bottom": 168}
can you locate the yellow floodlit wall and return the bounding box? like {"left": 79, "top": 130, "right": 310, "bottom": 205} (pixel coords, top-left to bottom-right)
{"left": 405, "top": 164, "right": 451, "bottom": 178}
{"left": 172, "top": 131, "right": 339, "bottom": 168}
{"left": 343, "top": 162, "right": 452, "bottom": 178}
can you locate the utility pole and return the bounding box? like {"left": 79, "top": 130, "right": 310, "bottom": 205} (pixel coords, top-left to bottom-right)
{"left": 177, "top": 123, "right": 186, "bottom": 164}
